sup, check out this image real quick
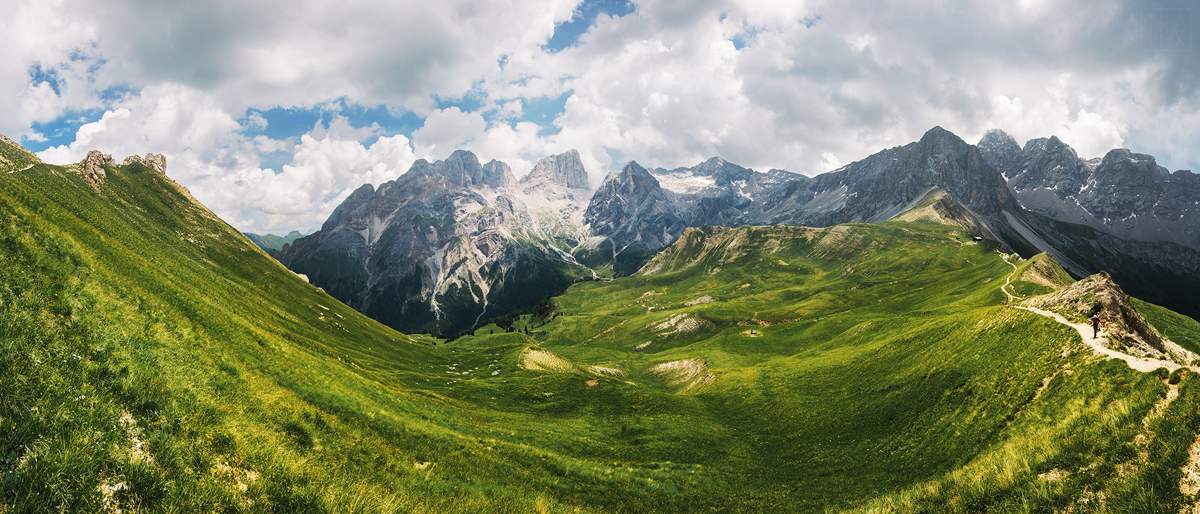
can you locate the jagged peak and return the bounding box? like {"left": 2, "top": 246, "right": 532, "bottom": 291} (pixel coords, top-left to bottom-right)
{"left": 1101, "top": 147, "right": 1137, "bottom": 162}
{"left": 522, "top": 149, "right": 588, "bottom": 189}
{"left": 445, "top": 148, "right": 480, "bottom": 163}
{"left": 592, "top": 161, "right": 662, "bottom": 198}
{"left": 979, "top": 129, "right": 1019, "bottom": 149}
{"left": 919, "top": 125, "right": 960, "bottom": 142}
{"left": 915, "top": 126, "right": 972, "bottom": 154}
{"left": 983, "top": 128, "right": 1013, "bottom": 139}
{"left": 619, "top": 160, "right": 648, "bottom": 175}
{"left": 1021, "top": 135, "right": 1074, "bottom": 156}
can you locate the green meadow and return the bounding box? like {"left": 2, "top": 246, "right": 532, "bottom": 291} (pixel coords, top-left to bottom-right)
{"left": 3, "top": 144, "right": 1200, "bottom": 512}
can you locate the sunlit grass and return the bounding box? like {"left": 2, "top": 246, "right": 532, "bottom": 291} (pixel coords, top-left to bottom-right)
{"left": 2, "top": 148, "right": 1198, "bottom": 512}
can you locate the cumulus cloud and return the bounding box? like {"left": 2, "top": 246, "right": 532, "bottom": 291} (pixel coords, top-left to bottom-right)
{"left": 226, "top": 127, "right": 417, "bottom": 232}
{"left": 35, "top": 85, "right": 418, "bottom": 233}
{"left": 9, "top": 0, "right": 1200, "bottom": 234}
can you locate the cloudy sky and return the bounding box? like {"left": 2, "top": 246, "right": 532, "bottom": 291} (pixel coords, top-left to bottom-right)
{"left": 4, "top": 0, "right": 1198, "bottom": 233}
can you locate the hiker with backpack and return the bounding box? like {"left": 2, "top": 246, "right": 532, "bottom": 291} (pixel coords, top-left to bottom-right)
{"left": 1089, "top": 314, "right": 1101, "bottom": 339}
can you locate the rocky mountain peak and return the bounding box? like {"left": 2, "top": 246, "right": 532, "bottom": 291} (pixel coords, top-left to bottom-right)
{"left": 1097, "top": 148, "right": 1170, "bottom": 179}
{"left": 979, "top": 129, "right": 1019, "bottom": 150}
{"left": 441, "top": 149, "right": 486, "bottom": 187}
{"left": 482, "top": 159, "right": 517, "bottom": 190}
{"left": 584, "top": 160, "right": 683, "bottom": 257}
{"left": 895, "top": 126, "right": 1013, "bottom": 215}
{"left": 693, "top": 157, "right": 728, "bottom": 174}
{"left": 689, "top": 156, "right": 754, "bottom": 185}
{"left": 613, "top": 160, "right": 661, "bottom": 193}
{"left": 977, "top": 129, "right": 1023, "bottom": 179}
{"left": 1023, "top": 136, "right": 1076, "bottom": 158}
{"left": 320, "top": 183, "right": 376, "bottom": 232}
{"left": 522, "top": 149, "right": 589, "bottom": 190}
{"left": 400, "top": 150, "right": 513, "bottom": 189}
{"left": 918, "top": 125, "right": 958, "bottom": 145}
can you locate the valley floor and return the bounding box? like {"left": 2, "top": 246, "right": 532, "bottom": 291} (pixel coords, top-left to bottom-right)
{"left": 5, "top": 156, "right": 1200, "bottom": 512}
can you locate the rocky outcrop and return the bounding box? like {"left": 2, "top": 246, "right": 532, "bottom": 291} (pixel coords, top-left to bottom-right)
{"left": 123, "top": 153, "right": 167, "bottom": 174}
{"left": 1022, "top": 272, "right": 1166, "bottom": 355}
{"left": 79, "top": 151, "right": 115, "bottom": 186}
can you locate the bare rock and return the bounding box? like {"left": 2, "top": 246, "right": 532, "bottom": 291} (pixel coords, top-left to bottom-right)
{"left": 1024, "top": 271, "right": 1166, "bottom": 354}
{"left": 80, "top": 150, "right": 114, "bottom": 185}
{"left": 123, "top": 153, "right": 167, "bottom": 174}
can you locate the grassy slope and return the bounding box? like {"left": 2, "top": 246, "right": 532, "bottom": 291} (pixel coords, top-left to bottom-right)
{"left": 3, "top": 148, "right": 1200, "bottom": 512}
{"left": 465, "top": 221, "right": 1200, "bottom": 512}
{"left": 244, "top": 231, "right": 303, "bottom": 252}
{"left": 1135, "top": 299, "right": 1200, "bottom": 356}
{"left": 0, "top": 161, "right": 610, "bottom": 512}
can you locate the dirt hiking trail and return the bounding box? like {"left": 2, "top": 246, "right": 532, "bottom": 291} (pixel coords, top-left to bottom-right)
{"left": 1000, "top": 256, "right": 1190, "bottom": 373}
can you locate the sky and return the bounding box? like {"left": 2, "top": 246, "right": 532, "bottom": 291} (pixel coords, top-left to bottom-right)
{"left": 3, "top": 0, "right": 1198, "bottom": 234}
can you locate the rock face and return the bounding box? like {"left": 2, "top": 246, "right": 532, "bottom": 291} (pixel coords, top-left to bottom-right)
{"left": 282, "top": 126, "right": 1200, "bottom": 336}
{"left": 123, "top": 153, "right": 168, "bottom": 174}
{"left": 757, "top": 126, "right": 1017, "bottom": 228}
{"left": 279, "top": 149, "right": 594, "bottom": 336}
{"left": 1023, "top": 271, "right": 1166, "bottom": 355}
{"left": 80, "top": 151, "right": 115, "bottom": 185}
{"left": 978, "top": 130, "right": 1200, "bottom": 251}
{"left": 583, "top": 161, "right": 687, "bottom": 273}
{"left": 523, "top": 149, "right": 589, "bottom": 190}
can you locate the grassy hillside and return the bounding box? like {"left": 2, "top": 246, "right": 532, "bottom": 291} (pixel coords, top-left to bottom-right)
{"left": 244, "top": 231, "right": 305, "bottom": 252}
{"left": 464, "top": 221, "right": 1200, "bottom": 512}
{"left": 3, "top": 140, "right": 1200, "bottom": 512}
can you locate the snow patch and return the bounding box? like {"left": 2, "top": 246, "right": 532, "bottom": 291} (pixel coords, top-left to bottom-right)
{"left": 652, "top": 171, "right": 716, "bottom": 194}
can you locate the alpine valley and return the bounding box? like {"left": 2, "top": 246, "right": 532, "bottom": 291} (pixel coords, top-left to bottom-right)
{"left": 279, "top": 126, "right": 1200, "bottom": 336}
{"left": 7, "top": 129, "right": 1200, "bottom": 513}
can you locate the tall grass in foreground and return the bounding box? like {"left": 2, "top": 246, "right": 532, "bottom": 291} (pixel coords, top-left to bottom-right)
{"left": 3, "top": 154, "right": 1200, "bottom": 511}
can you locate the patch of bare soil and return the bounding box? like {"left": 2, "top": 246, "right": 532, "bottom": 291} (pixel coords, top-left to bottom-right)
{"left": 649, "top": 313, "right": 712, "bottom": 336}
{"left": 649, "top": 359, "right": 716, "bottom": 391}
{"left": 519, "top": 348, "right": 577, "bottom": 373}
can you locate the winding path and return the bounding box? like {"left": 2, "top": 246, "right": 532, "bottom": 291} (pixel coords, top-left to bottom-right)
{"left": 999, "top": 255, "right": 1186, "bottom": 373}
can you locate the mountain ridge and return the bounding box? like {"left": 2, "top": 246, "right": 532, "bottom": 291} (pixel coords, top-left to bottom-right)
{"left": 6, "top": 136, "right": 1200, "bottom": 511}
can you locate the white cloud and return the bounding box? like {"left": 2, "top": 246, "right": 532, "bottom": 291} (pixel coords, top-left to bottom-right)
{"left": 10, "top": 0, "right": 1200, "bottom": 233}
{"left": 34, "top": 84, "right": 419, "bottom": 233}
{"left": 229, "top": 129, "right": 417, "bottom": 232}
{"left": 0, "top": 0, "right": 100, "bottom": 137}
{"left": 411, "top": 107, "right": 488, "bottom": 159}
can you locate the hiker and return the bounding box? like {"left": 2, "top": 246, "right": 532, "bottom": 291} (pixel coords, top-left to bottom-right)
{"left": 1089, "top": 314, "right": 1101, "bottom": 339}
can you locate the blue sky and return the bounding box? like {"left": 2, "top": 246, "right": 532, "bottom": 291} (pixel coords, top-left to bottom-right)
{"left": 3, "top": 0, "right": 1198, "bottom": 233}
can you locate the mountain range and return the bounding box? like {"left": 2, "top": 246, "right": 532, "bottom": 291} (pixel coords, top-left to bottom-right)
{"left": 6, "top": 132, "right": 1200, "bottom": 511}
{"left": 280, "top": 126, "right": 1200, "bottom": 335}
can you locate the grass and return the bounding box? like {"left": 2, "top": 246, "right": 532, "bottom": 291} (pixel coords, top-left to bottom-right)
{"left": 1135, "top": 298, "right": 1200, "bottom": 356}
{"left": 2, "top": 141, "right": 1200, "bottom": 512}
